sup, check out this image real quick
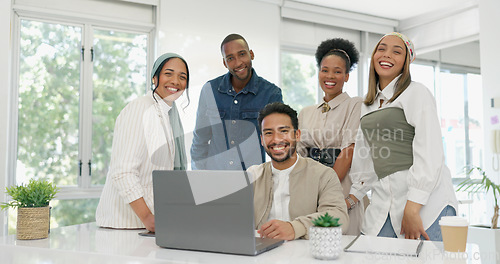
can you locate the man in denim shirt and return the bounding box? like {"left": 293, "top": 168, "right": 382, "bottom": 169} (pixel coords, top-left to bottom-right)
{"left": 191, "top": 34, "right": 283, "bottom": 170}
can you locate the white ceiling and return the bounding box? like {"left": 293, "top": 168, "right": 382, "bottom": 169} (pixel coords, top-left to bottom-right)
{"left": 293, "top": 0, "right": 476, "bottom": 20}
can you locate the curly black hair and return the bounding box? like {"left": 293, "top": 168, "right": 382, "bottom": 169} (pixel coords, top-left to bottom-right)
{"left": 315, "top": 38, "right": 359, "bottom": 73}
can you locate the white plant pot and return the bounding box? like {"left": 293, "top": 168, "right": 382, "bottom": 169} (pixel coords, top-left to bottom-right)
{"left": 309, "top": 226, "right": 342, "bottom": 260}
{"left": 467, "top": 225, "right": 500, "bottom": 260}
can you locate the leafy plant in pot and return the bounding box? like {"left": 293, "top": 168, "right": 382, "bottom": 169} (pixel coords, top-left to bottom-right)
{"left": 309, "top": 212, "right": 342, "bottom": 260}
{"left": 1, "top": 178, "right": 59, "bottom": 240}
{"left": 457, "top": 166, "right": 499, "bottom": 229}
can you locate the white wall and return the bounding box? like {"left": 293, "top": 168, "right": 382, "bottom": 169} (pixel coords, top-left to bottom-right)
{"left": 480, "top": 0, "right": 500, "bottom": 184}
{"left": 418, "top": 41, "right": 481, "bottom": 68}
{"left": 400, "top": 1, "right": 479, "bottom": 55}
{"left": 0, "top": 0, "right": 12, "bottom": 236}
{"left": 154, "top": 0, "right": 281, "bottom": 167}
{"left": 157, "top": 0, "right": 281, "bottom": 135}
{"left": 281, "top": 18, "right": 361, "bottom": 51}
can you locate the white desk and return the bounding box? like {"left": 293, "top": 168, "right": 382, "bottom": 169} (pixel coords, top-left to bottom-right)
{"left": 0, "top": 223, "right": 485, "bottom": 264}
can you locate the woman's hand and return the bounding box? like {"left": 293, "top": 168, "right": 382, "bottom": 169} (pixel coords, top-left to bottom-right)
{"left": 401, "top": 200, "right": 429, "bottom": 240}
{"left": 345, "top": 194, "right": 359, "bottom": 210}
{"left": 141, "top": 213, "right": 155, "bottom": 232}
{"left": 130, "top": 198, "right": 155, "bottom": 232}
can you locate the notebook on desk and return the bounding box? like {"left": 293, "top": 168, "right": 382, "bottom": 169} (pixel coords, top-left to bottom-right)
{"left": 344, "top": 234, "right": 424, "bottom": 257}
{"left": 152, "top": 170, "right": 284, "bottom": 256}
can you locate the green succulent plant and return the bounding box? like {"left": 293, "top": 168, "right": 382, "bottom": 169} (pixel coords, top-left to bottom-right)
{"left": 312, "top": 212, "right": 341, "bottom": 227}
{"left": 1, "top": 178, "right": 59, "bottom": 210}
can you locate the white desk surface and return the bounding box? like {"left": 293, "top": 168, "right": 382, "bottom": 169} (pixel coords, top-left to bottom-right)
{"left": 0, "top": 223, "right": 483, "bottom": 264}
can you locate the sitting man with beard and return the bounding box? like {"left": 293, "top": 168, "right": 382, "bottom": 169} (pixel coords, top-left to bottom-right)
{"left": 247, "top": 102, "right": 348, "bottom": 240}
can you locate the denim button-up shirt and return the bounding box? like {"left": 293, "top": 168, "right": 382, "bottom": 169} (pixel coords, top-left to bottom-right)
{"left": 191, "top": 69, "right": 283, "bottom": 170}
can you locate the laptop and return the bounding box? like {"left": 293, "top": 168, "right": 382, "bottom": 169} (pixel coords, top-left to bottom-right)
{"left": 152, "top": 170, "right": 284, "bottom": 256}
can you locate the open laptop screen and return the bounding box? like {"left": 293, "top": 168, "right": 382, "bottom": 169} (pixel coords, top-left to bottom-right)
{"left": 153, "top": 170, "right": 263, "bottom": 255}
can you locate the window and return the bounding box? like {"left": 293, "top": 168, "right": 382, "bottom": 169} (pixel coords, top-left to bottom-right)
{"left": 9, "top": 2, "right": 154, "bottom": 233}
{"left": 16, "top": 19, "right": 148, "bottom": 186}
{"left": 343, "top": 67, "right": 359, "bottom": 98}
{"left": 438, "top": 71, "right": 483, "bottom": 177}
{"left": 16, "top": 19, "right": 82, "bottom": 187}
{"left": 410, "top": 63, "right": 483, "bottom": 176}
{"left": 281, "top": 51, "right": 318, "bottom": 112}
{"left": 411, "top": 62, "right": 486, "bottom": 225}
{"left": 90, "top": 29, "right": 148, "bottom": 186}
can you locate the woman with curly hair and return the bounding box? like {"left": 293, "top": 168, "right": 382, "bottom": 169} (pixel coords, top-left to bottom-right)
{"left": 297, "top": 38, "right": 364, "bottom": 235}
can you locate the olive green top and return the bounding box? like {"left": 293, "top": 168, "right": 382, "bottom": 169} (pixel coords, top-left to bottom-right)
{"left": 360, "top": 107, "right": 415, "bottom": 180}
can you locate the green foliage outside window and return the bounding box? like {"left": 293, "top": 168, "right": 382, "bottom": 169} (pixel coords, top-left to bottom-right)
{"left": 13, "top": 19, "right": 147, "bottom": 231}
{"left": 91, "top": 29, "right": 147, "bottom": 185}
{"left": 280, "top": 52, "right": 317, "bottom": 112}
{"left": 18, "top": 20, "right": 81, "bottom": 186}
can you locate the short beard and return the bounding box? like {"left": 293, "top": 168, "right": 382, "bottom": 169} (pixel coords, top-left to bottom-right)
{"left": 266, "top": 143, "right": 296, "bottom": 163}
{"left": 232, "top": 69, "right": 251, "bottom": 81}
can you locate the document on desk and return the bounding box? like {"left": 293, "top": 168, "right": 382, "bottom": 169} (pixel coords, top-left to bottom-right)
{"left": 344, "top": 234, "right": 423, "bottom": 257}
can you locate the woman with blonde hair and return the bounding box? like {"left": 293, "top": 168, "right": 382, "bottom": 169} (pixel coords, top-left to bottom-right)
{"left": 347, "top": 32, "right": 457, "bottom": 241}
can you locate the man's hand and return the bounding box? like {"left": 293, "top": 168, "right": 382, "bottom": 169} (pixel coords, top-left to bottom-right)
{"left": 401, "top": 200, "right": 429, "bottom": 240}
{"left": 258, "top": 219, "right": 295, "bottom": 241}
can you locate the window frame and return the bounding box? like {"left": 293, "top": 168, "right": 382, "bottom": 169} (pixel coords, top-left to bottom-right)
{"left": 280, "top": 45, "right": 321, "bottom": 108}
{"left": 8, "top": 3, "right": 156, "bottom": 201}
{"left": 412, "top": 59, "right": 482, "bottom": 185}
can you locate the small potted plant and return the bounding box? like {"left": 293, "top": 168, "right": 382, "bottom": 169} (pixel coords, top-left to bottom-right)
{"left": 457, "top": 166, "right": 499, "bottom": 229}
{"left": 1, "top": 178, "right": 59, "bottom": 240}
{"left": 309, "top": 212, "right": 342, "bottom": 260}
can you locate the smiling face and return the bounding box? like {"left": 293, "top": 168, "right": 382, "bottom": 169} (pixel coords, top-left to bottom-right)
{"left": 261, "top": 113, "right": 300, "bottom": 170}
{"left": 222, "top": 39, "right": 254, "bottom": 87}
{"left": 373, "top": 35, "right": 407, "bottom": 88}
{"left": 152, "top": 58, "right": 188, "bottom": 104}
{"left": 318, "top": 54, "right": 349, "bottom": 102}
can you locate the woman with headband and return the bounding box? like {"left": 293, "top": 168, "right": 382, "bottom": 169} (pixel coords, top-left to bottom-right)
{"left": 297, "top": 38, "right": 365, "bottom": 235}
{"left": 347, "top": 33, "right": 457, "bottom": 240}
{"left": 96, "top": 53, "right": 189, "bottom": 232}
